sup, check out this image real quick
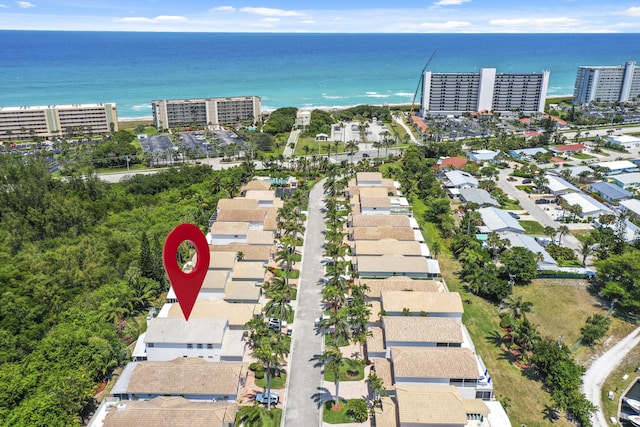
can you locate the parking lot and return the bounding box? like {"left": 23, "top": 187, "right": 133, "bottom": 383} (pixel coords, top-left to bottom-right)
{"left": 139, "top": 135, "right": 174, "bottom": 154}
{"left": 330, "top": 120, "right": 390, "bottom": 145}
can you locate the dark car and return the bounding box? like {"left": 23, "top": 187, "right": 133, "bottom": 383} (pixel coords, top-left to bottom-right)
{"left": 535, "top": 198, "right": 552, "bottom": 204}
{"left": 508, "top": 212, "right": 520, "bottom": 219}
{"left": 362, "top": 153, "right": 370, "bottom": 158}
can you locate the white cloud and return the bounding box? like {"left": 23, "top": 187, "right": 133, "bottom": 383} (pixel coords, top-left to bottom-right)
{"left": 208, "top": 6, "right": 235, "bottom": 13}
{"left": 239, "top": 7, "right": 304, "bottom": 17}
{"left": 16, "top": 1, "right": 34, "bottom": 8}
{"left": 302, "top": 19, "right": 316, "bottom": 24}
{"left": 620, "top": 7, "right": 640, "bottom": 17}
{"left": 117, "top": 15, "right": 188, "bottom": 24}
{"left": 419, "top": 20, "right": 472, "bottom": 30}
{"left": 433, "top": 0, "right": 470, "bottom": 5}
{"left": 489, "top": 16, "right": 583, "bottom": 30}
{"left": 262, "top": 18, "right": 280, "bottom": 22}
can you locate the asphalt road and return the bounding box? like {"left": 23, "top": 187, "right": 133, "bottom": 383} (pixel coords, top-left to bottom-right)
{"left": 496, "top": 167, "right": 581, "bottom": 252}
{"left": 582, "top": 327, "right": 640, "bottom": 427}
{"left": 283, "top": 180, "right": 328, "bottom": 427}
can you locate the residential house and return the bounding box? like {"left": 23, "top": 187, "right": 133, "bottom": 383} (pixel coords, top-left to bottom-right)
{"left": 395, "top": 384, "right": 491, "bottom": 427}
{"left": 458, "top": 188, "right": 500, "bottom": 207}
{"left": 380, "top": 291, "right": 463, "bottom": 318}
{"left": 544, "top": 174, "right": 580, "bottom": 196}
{"left": 390, "top": 347, "right": 493, "bottom": 400}
{"left": 359, "top": 278, "right": 445, "bottom": 300}
{"left": 223, "top": 281, "right": 261, "bottom": 304}
{"left": 509, "top": 147, "right": 548, "bottom": 161}
{"left": 443, "top": 170, "right": 478, "bottom": 189}
{"left": 166, "top": 299, "right": 262, "bottom": 330}
{"left": 611, "top": 172, "right": 640, "bottom": 190}
{"left": 356, "top": 172, "right": 383, "bottom": 186}
{"left": 240, "top": 179, "right": 271, "bottom": 194}
{"left": 548, "top": 165, "right": 594, "bottom": 179}
{"left": 101, "top": 397, "right": 236, "bottom": 427}
{"left": 499, "top": 233, "right": 557, "bottom": 268}
{"left": 111, "top": 359, "right": 243, "bottom": 402}
{"left": 595, "top": 160, "right": 638, "bottom": 176}
{"left": 382, "top": 316, "right": 465, "bottom": 349}
{"left": 560, "top": 193, "right": 613, "bottom": 217}
{"left": 230, "top": 261, "right": 265, "bottom": 283}
{"left": 350, "top": 226, "right": 416, "bottom": 241}
{"left": 208, "top": 222, "right": 249, "bottom": 245}
{"left": 215, "top": 209, "right": 267, "bottom": 231}
{"left": 436, "top": 156, "right": 468, "bottom": 169}
{"left": 208, "top": 244, "right": 272, "bottom": 264}
{"left": 468, "top": 149, "right": 500, "bottom": 163}
{"left": 620, "top": 198, "right": 640, "bottom": 218}
{"left": 348, "top": 214, "right": 414, "bottom": 229}
{"left": 142, "top": 318, "right": 228, "bottom": 362}
{"left": 354, "top": 254, "right": 440, "bottom": 279}
{"left": 353, "top": 239, "right": 430, "bottom": 258}
{"left": 589, "top": 181, "right": 633, "bottom": 204}
{"left": 549, "top": 143, "right": 587, "bottom": 155}
{"left": 477, "top": 207, "right": 525, "bottom": 234}
{"left": 359, "top": 196, "right": 392, "bottom": 215}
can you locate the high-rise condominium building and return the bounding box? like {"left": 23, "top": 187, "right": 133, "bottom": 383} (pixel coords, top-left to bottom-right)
{"left": 151, "top": 96, "right": 261, "bottom": 130}
{"left": 573, "top": 62, "right": 640, "bottom": 104}
{"left": 419, "top": 68, "right": 550, "bottom": 116}
{"left": 0, "top": 103, "right": 118, "bottom": 141}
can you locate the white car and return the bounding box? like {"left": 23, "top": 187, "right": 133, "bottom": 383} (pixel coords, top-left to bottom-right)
{"left": 256, "top": 392, "right": 279, "bottom": 405}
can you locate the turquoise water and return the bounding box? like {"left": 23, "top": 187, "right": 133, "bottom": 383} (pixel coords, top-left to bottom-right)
{"left": 1, "top": 31, "right": 640, "bottom": 118}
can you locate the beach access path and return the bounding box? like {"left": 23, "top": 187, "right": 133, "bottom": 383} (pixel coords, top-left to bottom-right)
{"left": 283, "top": 129, "right": 301, "bottom": 158}
{"left": 283, "top": 179, "right": 327, "bottom": 427}
{"left": 394, "top": 113, "right": 418, "bottom": 143}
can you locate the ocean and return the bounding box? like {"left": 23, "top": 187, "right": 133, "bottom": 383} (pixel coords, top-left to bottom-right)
{"left": 1, "top": 31, "right": 640, "bottom": 119}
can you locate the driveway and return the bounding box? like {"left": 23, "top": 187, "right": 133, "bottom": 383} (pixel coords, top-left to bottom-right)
{"left": 283, "top": 180, "right": 328, "bottom": 427}
{"left": 496, "top": 167, "right": 581, "bottom": 252}
{"left": 583, "top": 327, "right": 640, "bottom": 427}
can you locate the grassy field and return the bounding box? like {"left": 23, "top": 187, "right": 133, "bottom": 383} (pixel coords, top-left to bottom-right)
{"left": 519, "top": 220, "right": 546, "bottom": 234}
{"left": 408, "top": 192, "right": 635, "bottom": 426}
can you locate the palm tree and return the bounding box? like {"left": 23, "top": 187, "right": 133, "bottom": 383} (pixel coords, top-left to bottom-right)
{"left": 264, "top": 290, "right": 292, "bottom": 331}
{"left": 579, "top": 235, "right": 595, "bottom": 266}
{"left": 501, "top": 295, "right": 533, "bottom": 322}
{"left": 320, "top": 345, "right": 345, "bottom": 410}
{"left": 237, "top": 403, "right": 270, "bottom": 426}
{"left": 253, "top": 332, "right": 290, "bottom": 410}
{"left": 345, "top": 140, "right": 357, "bottom": 160}
{"left": 275, "top": 245, "right": 296, "bottom": 287}
{"left": 543, "top": 226, "right": 556, "bottom": 244}
{"left": 318, "top": 308, "right": 351, "bottom": 346}
{"left": 366, "top": 372, "right": 385, "bottom": 408}
{"left": 557, "top": 225, "right": 570, "bottom": 245}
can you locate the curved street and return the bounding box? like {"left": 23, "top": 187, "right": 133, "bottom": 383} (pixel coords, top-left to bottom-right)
{"left": 583, "top": 327, "right": 640, "bottom": 427}
{"left": 283, "top": 180, "right": 327, "bottom": 427}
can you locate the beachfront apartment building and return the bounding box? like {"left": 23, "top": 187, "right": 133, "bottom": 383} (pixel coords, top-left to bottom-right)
{"left": 151, "top": 96, "right": 261, "bottom": 130}
{"left": 0, "top": 103, "right": 118, "bottom": 141}
{"left": 419, "top": 68, "right": 550, "bottom": 116}
{"left": 573, "top": 61, "right": 640, "bottom": 104}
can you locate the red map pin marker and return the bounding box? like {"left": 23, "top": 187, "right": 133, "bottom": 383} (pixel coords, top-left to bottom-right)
{"left": 163, "top": 223, "right": 210, "bottom": 321}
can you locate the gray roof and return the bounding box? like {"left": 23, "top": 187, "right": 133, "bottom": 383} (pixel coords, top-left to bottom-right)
{"left": 511, "top": 147, "right": 548, "bottom": 157}
{"left": 444, "top": 170, "right": 478, "bottom": 188}
{"left": 544, "top": 174, "right": 579, "bottom": 194}
{"left": 477, "top": 207, "right": 524, "bottom": 233}
{"left": 500, "top": 233, "right": 557, "bottom": 266}
{"left": 548, "top": 165, "right": 593, "bottom": 178}
{"left": 144, "top": 318, "right": 227, "bottom": 344}
{"left": 458, "top": 188, "right": 499, "bottom": 207}
{"left": 561, "top": 193, "right": 613, "bottom": 217}
{"left": 590, "top": 181, "right": 633, "bottom": 201}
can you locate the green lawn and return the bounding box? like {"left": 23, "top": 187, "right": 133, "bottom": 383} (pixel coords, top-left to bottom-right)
{"left": 571, "top": 152, "right": 596, "bottom": 160}
{"left": 255, "top": 371, "right": 287, "bottom": 389}
{"left": 519, "top": 220, "right": 545, "bottom": 234}
{"left": 501, "top": 199, "right": 522, "bottom": 210}
{"left": 322, "top": 400, "right": 351, "bottom": 424}
{"left": 324, "top": 359, "right": 365, "bottom": 382}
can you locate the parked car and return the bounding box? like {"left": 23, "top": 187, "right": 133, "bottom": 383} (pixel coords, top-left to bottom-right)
{"left": 315, "top": 315, "right": 330, "bottom": 326}
{"left": 535, "top": 198, "right": 552, "bottom": 204}
{"left": 522, "top": 178, "right": 532, "bottom": 184}
{"left": 268, "top": 318, "right": 286, "bottom": 331}
{"left": 256, "top": 392, "right": 279, "bottom": 405}
{"left": 508, "top": 212, "right": 521, "bottom": 219}
{"left": 362, "top": 153, "right": 370, "bottom": 158}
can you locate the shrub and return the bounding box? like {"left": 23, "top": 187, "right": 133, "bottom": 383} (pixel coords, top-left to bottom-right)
{"left": 254, "top": 370, "right": 265, "bottom": 379}
{"left": 581, "top": 314, "right": 611, "bottom": 346}
{"left": 249, "top": 362, "right": 264, "bottom": 372}
{"left": 346, "top": 399, "right": 368, "bottom": 422}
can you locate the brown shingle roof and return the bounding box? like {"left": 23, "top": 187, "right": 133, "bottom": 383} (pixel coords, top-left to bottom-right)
{"left": 391, "top": 347, "right": 478, "bottom": 379}
{"left": 125, "top": 359, "right": 243, "bottom": 395}
{"left": 102, "top": 397, "right": 237, "bottom": 427}
{"left": 360, "top": 197, "right": 391, "bottom": 208}
{"left": 216, "top": 198, "right": 258, "bottom": 211}
{"left": 216, "top": 209, "right": 266, "bottom": 223}
{"left": 246, "top": 230, "right": 274, "bottom": 245}
{"left": 373, "top": 397, "right": 398, "bottom": 427}
{"left": 350, "top": 214, "right": 411, "bottom": 228}
{"left": 201, "top": 270, "right": 229, "bottom": 290}
{"left": 224, "top": 281, "right": 261, "bottom": 302}
{"left": 358, "top": 278, "right": 444, "bottom": 299}
{"left": 208, "top": 244, "right": 271, "bottom": 263}
{"left": 243, "top": 190, "right": 277, "bottom": 201}
{"left": 373, "top": 358, "right": 394, "bottom": 391}
{"left": 208, "top": 251, "right": 237, "bottom": 270}
{"left": 351, "top": 226, "right": 415, "bottom": 241}
{"left": 382, "top": 316, "right": 463, "bottom": 344}
{"left": 366, "top": 326, "right": 385, "bottom": 354}
{"left": 380, "top": 291, "right": 463, "bottom": 314}
{"left": 240, "top": 179, "right": 272, "bottom": 192}
{"left": 396, "top": 384, "right": 468, "bottom": 425}
{"left": 167, "top": 300, "right": 262, "bottom": 327}
{"left": 231, "top": 261, "right": 265, "bottom": 281}
{"left": 356, "top": 172, "right": 383, "bottom": 184}
{"left": 357, "top": 187, "right": 390, "bottom": 198}
{"left": 356, "top": 255, "right": 432, "bottom": 275}
{"left": 355, "top": 239, "right": 423, "bottom": 256}
{"left": 210, "top": 221, "right": 249, "bottom": 235}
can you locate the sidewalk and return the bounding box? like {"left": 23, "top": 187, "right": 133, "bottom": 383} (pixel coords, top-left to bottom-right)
{"left": 283, "top": 129, "right": 301, "bottom": 158}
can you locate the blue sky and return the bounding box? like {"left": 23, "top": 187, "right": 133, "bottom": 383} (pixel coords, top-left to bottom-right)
{"left": 1, "top": 0, "right": 640, "bottom": 32}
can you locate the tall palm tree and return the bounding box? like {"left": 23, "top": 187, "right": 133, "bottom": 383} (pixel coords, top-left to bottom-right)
{"left": 557, "top": 225, "right": 570, "bottom": 245}
{"left": 501, "top": 295, "right": 533, "bottom": 321}
{"left": 318, "top": 308, "right": 351, "bottom": 346}
{"left": 264, "top": 289, "right": 293, "bottom": 330}
{"left": 253, "top": 332, "right": 291, "bottom": 410}
{"left": 320, "top": 345, "right": 345, "bottom": 410}
{"left": 237, "top": 403, "right": 270, "bottom": 427}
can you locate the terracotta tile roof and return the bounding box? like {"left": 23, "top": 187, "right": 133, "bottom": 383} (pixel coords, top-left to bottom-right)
{"left": 552, "top": 143, "right": 587, "bottom": 152}
{"left": 437, "top": 156, "right": 468, "bottom": 169}
{"left": 396, "top": 384, "right": 468, "bottom": 425}
{"left": 125, "top": 359, "right": 243, "bottom": 396}
{"left": 381, "top": 291, "right": 463, "bottom": 314}
{"left": 391, "top": 347, "right": 478, "bottom": 379}
{"left": 382, "top": 316, "right": 463, "bottom": 344}
{"left": 102, "top": 397, "right": 237, "bottom": 427}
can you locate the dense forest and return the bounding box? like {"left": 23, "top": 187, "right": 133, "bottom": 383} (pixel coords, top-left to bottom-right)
{"left": 0, "top": 156, "right": 252, "bottom": 426}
